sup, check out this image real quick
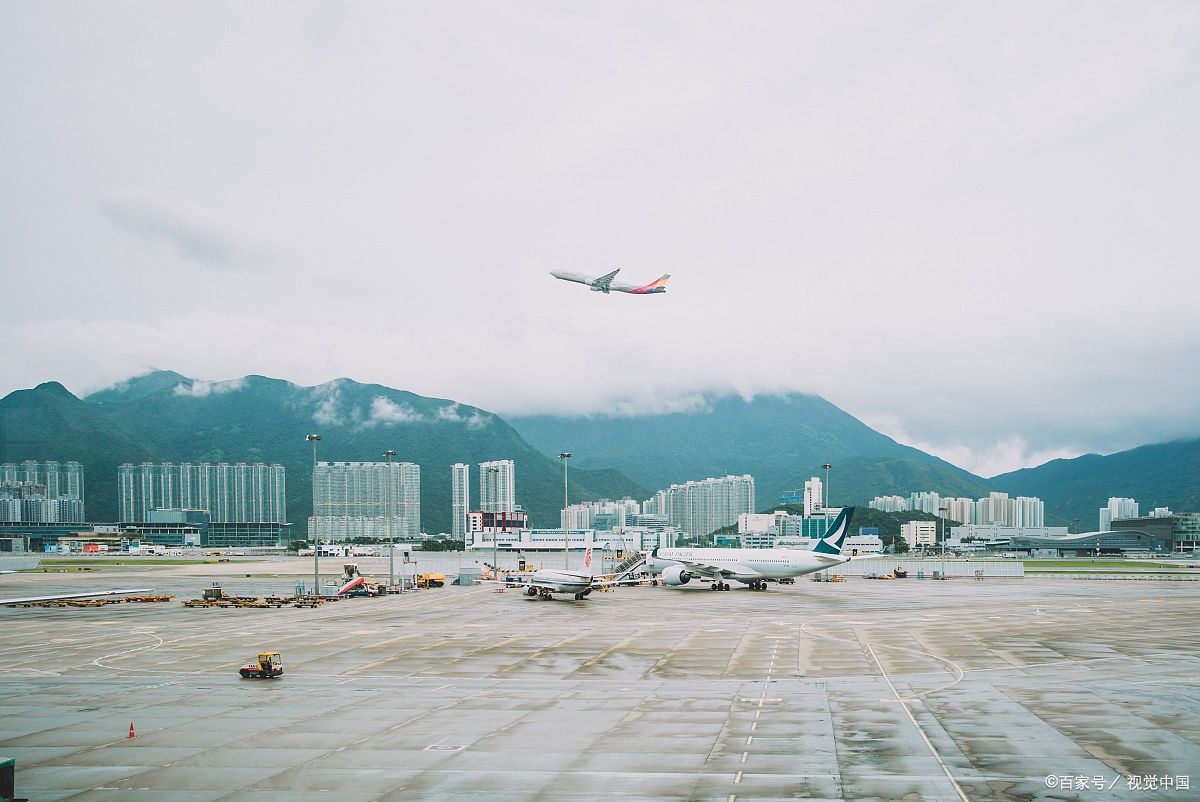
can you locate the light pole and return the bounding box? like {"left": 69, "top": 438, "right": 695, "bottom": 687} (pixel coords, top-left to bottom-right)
{"left": 486, "top": 466, "right": 500, "bottom": 574}
{"left": 559, "top": 452, "right": 572, "bottom": 569}
{"left": 306, "top": 434, "right": 321, "bottom": 597}
{"left": 384, "top": 449, "right": 396, "bottom": 590}
{"left": 821, "top": 463, "right": 831, "bottom": 531}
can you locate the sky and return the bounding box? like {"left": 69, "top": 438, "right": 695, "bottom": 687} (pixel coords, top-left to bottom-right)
{"left": 2, "top": 2, "right": 1198, "bottom": 478}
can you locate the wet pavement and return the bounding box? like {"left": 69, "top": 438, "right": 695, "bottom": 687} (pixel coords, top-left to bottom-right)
{"left": 1, "top": 562, "right": 1197, "bottom": 801}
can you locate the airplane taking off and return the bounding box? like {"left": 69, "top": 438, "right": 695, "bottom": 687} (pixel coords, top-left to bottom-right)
{"left": 645, "top": 508, "right": 857, "bottom": 591}
{"left": 550, "top": 268, "right": 670, "bottom": 295}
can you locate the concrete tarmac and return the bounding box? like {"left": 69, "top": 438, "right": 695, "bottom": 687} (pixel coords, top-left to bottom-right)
{"left": 1, "top": 562, "right": 1198, "bottom": 801}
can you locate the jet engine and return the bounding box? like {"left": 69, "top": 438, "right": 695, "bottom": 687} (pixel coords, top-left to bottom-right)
{"left": 662, "top": 565, "right": 692, "bottom": 586}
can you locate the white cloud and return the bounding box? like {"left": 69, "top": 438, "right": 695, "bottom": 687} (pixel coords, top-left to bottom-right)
{"left": 97, "top": 186, "right": 277, "bottom": 270}
{"left": 2, "top": 3, "right": 1200, "bottom": 474}
{"left": 366, "top": 396, "right": 423, "bottom": 426}
{"left": 311, "top": 381, "right": 344, "bottom": 427}
{"left": 173, "top": 377, "right": 246, "bottom": 397}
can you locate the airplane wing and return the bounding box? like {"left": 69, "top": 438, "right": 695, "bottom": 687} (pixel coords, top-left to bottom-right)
{"left": 592, "top": 269, "right": 620, "bottom": 292}
{"left": 672, "top": 559, "right": 737, "bottom": 579}
{"left": 0, "top": 588, "right": 154, "bottom": 606}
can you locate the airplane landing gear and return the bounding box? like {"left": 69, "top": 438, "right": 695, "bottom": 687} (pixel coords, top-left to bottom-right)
{"left": 709, "top": 582, "right": 731, "bottom": 591}
{"left": 526, "top": 587, "right": 538, "bottom": 597}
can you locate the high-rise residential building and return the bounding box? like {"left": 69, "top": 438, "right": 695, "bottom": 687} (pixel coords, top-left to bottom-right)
{"left": 908, "top": 491, "right": 942, "bottom": 515}
{"left": 869, "top": 495, "right": 909, "bottom": 513}
{"left": 1099, "top": 497, "right": 1139, "bottom": 532}
{"left": 648, "top": 475, "right": 755, "bottom": 538}
{"left": 941, "top": 497, "right": 976, "bottom": 524}
{"left": 309, "top": 460, "right": 420, "bottom": 540}
{"left": 561, "top": 498, "right": 640, "bottom": 531}
{"left": 451, "top": 463, "right": 470, "bottom": 539}
{"left": 478, "top": 460, "right": 516, "bottom": 513}
{"left": 1011, "top": 496, "right": 1044, "bottom": 528}
{"left": 974, "top": 492, "right": 1011, "bottom": 526}
{"left": 0, "top": 461, "right": 86, "bottom": 523}
{"left": 803, "top": 476, "right": 823, "bottom": 518}
{"left": 118, "top": 462, "right": 286, "bottom": 524}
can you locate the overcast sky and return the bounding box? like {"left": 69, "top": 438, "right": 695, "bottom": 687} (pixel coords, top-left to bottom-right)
{"left": 2, "top": 2, "right": 1198, "bottom": 477}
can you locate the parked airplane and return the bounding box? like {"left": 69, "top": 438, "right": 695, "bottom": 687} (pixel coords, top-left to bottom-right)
{"left": 501, "top": 547, "right": 640, "bottom": 600}
{"left": 0, "top": 588, "right": 154, "bottom": 606}
{"left": 550, "top": 268, "right": 670, "bottom": 295}
{"left": 645, "top": 508, "right": 857, "bottom": 591}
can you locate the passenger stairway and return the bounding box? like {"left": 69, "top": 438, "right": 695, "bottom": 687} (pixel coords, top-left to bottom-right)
{"left": 610, "top": 553, "right": 646, "bottom": 582}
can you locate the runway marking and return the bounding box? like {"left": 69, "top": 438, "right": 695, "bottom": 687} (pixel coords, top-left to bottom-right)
{"left": 734, "top": 770, "right": 743, "bottom": 784}
{"left": 799, "top": 620, "right": 964, "bottom": 699}
{"left": 866, "top": 642, "right": 969, "bottom": 802}
{"left": 91, "top": 631, "right": 164, "bottom": 670}
{"left": 745, "top": 735, "right": 753, "bottom": 745}
{"left": 740, "top": 751, "right": 748, "bottom": 763}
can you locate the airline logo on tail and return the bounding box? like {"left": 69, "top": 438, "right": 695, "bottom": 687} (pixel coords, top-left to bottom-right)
{"left": 811, "top": 507, "right": 855, "bottom": 556}
{"left": 584, "top": 547, "right": 593, "bottom": 571}
{"left": 628, "top": 274, "right": 671, "bottom": 294}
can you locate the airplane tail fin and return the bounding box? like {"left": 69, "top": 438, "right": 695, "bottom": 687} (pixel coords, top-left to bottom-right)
{"left": 630, "top": 274, "right": 671, "bottom": 294}
{"left": 584, "top": 546, "right": 593, "bottom": 576}
{"left": 811, "top": 507, "right": 855, "bottom": 556}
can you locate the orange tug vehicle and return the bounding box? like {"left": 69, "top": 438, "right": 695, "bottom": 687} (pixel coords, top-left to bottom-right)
{"left": 239, "top": 652, "right": 283, "bottom": 679}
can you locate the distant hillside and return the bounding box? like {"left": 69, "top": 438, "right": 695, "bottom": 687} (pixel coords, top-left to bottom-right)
{"left": 991, "top": 438, "right": 1200, "bottom": 526}
{"left": 0, "top": 372, "right": 647, "bottom": 534}
{"left": 510, "top": 393, "right": 990, "bottom": 505}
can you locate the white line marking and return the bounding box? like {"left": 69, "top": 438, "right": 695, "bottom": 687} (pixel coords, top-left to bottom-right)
{"left": 866, "top": 642, "right": 969, "bottom": 802}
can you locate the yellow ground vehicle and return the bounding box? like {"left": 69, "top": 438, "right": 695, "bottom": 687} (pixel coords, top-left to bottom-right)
{"left": 416, "top": 573, "right": 445, "bottom": 589}
{"left": 239, "top": 652, "right": 283, "bottom": 678}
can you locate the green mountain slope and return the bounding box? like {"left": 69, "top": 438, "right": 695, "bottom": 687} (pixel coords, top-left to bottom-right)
{"left": 990, "top": 438, "right": 1200, "bottom": 526}
{"left": 0, "top": 372, "right": 647, "bottom": 533}
{"left": 510, "top": 394, "right": 989, "bottom": 506}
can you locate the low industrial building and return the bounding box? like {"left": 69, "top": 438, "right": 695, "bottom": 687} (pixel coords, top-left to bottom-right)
{"left": 468, "top": 526, "right": 677, "bottom": 553}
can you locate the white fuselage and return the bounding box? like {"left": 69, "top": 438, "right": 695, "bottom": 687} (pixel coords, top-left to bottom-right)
{"left": 647, "top": 547, "right": 848, "bottom": 583}
{"left": 549, "top": 270, "right": 645, "bottom": 293}
{"left": 508, "top": 568, "right": 593, "bottom": 595}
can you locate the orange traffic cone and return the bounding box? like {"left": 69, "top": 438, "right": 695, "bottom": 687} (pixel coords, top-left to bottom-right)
{"left": 128, "top": 722, "right": 136, "bottom": 739}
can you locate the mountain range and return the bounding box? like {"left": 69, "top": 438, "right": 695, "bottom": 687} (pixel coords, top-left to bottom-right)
{"left": 510, "top": 394, "right": 991, "bottom": 507}
{"left": 1, "top": 371, "right": 1196, "bottom": 533}
{"left": 0, "top": 372, "right": 646, "bottom": 535}
{"left": 990, "top": 438, "right": 1200, "bottom": 527}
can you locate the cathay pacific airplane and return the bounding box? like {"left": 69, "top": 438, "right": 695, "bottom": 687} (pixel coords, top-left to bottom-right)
{"left": 645, "top": 508, "right": 857, "bottom": 591}
{"left": 550, "top": 268, "right": 670, "bottom": 295}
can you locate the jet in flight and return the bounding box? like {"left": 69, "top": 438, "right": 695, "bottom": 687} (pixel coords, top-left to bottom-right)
{"left": 644, "top": 508, "right": 857, "bottom": 591}
{"left": 550, "top": 268, "right": 670, "bottom": 295}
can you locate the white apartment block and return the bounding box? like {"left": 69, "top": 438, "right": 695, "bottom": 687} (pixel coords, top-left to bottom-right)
{"left": 648, "top": 474, "right": 755, "bottom": 538}
{"left": 451, "top": 463, "right": 470, "bottom": 539}
{"left": 869, "top": 495, "right": 908, "bottom": 513}
{"left": 1099, "top": 497, "right": 1139, "bottom": 532}
{"left": 562, "top": 498, "right": 641, "bottom": 530}
{"left": 900, "top": 519, "right": 937, "bottom": 548}
{"left": 941, "top": 497, "right": 976, "bottom": 524}
{"left": 310, "top": 460, "right": 420, "bottom": 540}
{"left": 909, "top": 491, "right": 941, "bottom": 515}
{"left": 803, "top": 476, "right": 823, "bottom": 517}
{"left": 479, "top": 460, "right": 516, "bottom": 513}
{"left": 738, "top": 512, "right": 779, "bottom": 534}
{"left": 119, "top": 461, "right": 285, "bottom": 524}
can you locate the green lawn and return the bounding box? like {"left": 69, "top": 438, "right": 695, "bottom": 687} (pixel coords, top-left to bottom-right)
{"left": 1023, "top": 559, "right": 1193, "bottom": 571}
